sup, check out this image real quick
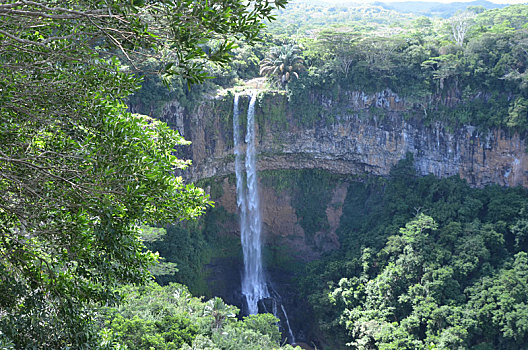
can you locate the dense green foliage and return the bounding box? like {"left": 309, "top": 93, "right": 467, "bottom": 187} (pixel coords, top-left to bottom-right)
{"left": 259, "top": 44, "right": 305, "bottom": 87}
{"left": 146, "top": 207, "right": 240, "bottom": 295}
{"left": 155, "top": 162, "right": 528, "bottom": 349}
{"left": 97, "top": 282, "right": 299, "bottom": 350}
{"left": 129, "top": 38, "right": 278, "bottom": 119}
{"left": 293, "top": 158, "right": 528, "bottom": 349}
{"left": 0, "top": 0, "right": 287, "bottom": 348}
{"left": 6, "top": 0, "right": 526, "bottom": 348}
{"left": 143, "top": 177, "right": 242, "bottom": 295}
{"left": 281, "top": 5, "right": 528, "bottom": 131}
{"left": 332, "top": 215, "right": 527, "bottom": 349}
{"left": 120, "top": 3, "right": 528, "bottom": 349}
{"left": 148, "top": 163, "right": 528, "bottom": 349}
{"left": 134, "top": 4, "right": 528, "bottom": 132}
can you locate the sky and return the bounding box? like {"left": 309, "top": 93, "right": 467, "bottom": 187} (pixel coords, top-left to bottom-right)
{"left": 323, "top": 0, "right": 527, "bottom": 3}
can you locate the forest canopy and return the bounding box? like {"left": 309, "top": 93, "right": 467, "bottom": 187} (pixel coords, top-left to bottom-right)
{"left": 3, "top": 1, "right": 528, "bottom": 349}
{"left": 135, "top": 3, "right": 528, "bottom": 133}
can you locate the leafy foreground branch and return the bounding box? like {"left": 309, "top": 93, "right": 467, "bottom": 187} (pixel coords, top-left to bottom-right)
{"left": 0, "top": 0, "right": 286, "bottom": 348}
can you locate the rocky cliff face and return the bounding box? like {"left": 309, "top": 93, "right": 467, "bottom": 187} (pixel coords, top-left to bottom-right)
{"left": 159, "top": 90, "right": 528, "bottom": 258}
{"left": 209, "top": 175, "right": 343, "bottom": 261}
{"left": 159, "top": 91, "right": 528, "bottom": 261}
{"left": 159, "top": 90, "right": 528, "bottom": 341}
{"left": 163, "top": 90, "right": 528, "bottom": 188}
{"left": 158, "top": 89, "right": 528, "bottom": 262}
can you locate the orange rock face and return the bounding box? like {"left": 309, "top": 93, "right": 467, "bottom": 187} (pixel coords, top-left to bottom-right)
{"left": 161, "top": 91, "right": 528, "bottom": 257}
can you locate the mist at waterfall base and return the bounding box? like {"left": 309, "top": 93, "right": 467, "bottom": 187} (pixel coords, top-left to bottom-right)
{"left": 233, "top": 93, "right": 296, "bottom": 344}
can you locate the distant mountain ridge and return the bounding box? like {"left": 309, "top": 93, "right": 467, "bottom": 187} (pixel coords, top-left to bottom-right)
{"left": 373, "top": 0, "right": 507, "bottom": 17}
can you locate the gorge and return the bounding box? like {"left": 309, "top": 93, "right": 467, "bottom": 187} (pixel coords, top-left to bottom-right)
{"left": 162, "top": 89, "right": 528, "bottom": 263}
{"left": 6, "top": 1, "right": 528, "bottom": 348}
{"left": 152, "top": 87, "right": 528, "bottom": 346}
{"left": 138, "top": 4, "right": 528, "bottom": 348}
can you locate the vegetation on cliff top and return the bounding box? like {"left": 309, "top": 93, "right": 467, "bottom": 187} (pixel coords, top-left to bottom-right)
{"left": 284, "top": 4, "right": 528, "bottom": 131}
{"left": 137, "top": 3, "right": 528, "bottom": 134}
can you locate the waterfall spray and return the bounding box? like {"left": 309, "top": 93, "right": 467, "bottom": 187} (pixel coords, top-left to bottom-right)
{"left": 233, "top": 93, "right": 269, "bottom": 315}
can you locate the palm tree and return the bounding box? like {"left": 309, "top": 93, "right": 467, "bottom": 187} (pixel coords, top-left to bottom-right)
{"left": 203, "top": 297, "right": 237, "bottom": 331}
{"left": 259, "top": 44, "right": 304, "bottom": 87}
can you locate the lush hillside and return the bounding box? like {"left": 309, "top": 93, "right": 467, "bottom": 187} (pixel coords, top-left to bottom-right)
{"left": 295, "top": 158, "right": 528, "bottom": 349}
{"left": 286, "top": 4, "right": 528, "bottom": 132}
{"left": 127, "top": 4, "right": 528, "bottom": 349}
{"left": 375, "top": 0, "right": 506, "bottom": 17}
{"left": 6, "top": 1, "right": 524, "bottom": 349}
{"left": 142, "top": 157, "right": 528, "bottom": 349}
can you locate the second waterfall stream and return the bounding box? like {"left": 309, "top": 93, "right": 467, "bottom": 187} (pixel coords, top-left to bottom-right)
{"left": 233, "top": 92, "right": 296, "bottom": 344}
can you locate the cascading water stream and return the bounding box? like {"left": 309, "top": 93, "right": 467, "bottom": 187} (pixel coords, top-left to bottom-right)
{"left": 233, "top": 92, "right": 269, "bottom": 315}
{"left": 280, "top": 304, "right": 296, "bottom": 344}
{"left": 233, "top": 92, "right": 296, "bottom": 344}
{"left": 269, "top": 284, "right": 296, "bottom": 344}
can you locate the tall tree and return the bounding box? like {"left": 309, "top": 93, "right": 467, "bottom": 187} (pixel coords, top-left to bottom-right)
{"left": 259, "top": 43, "right": 304, "bottom": 87}
{"left": 449, "top": 10, "right": 476, "bottom": 46}
{"left": 315, "top": 29, "right": 359, "bottom": 78}
{"left": 0, "top": 0, "right": 286, "bottom": 347}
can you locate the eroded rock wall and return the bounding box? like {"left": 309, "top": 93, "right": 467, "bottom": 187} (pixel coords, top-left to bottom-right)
{"left": 163, "top": 90, "right": 528, "bottom": 188}
{"left": 208, "top": 176, "right": 341, "bottom": 261}
{"left": 158, "top": 90, "right": 528, "bottom": 258}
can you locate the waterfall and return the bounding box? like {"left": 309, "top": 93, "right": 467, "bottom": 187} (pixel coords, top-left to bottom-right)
{"left": 269, "top": 284, "right": 296, "bottom": 344}
{"left": 280, "top": 304, "right": 296, "bottom": 344}
{"left": 233, "top": 93, "right": 296, "bottom": 344}
{"left": 233, "top": 92, "right": 269, "bottom": 315}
